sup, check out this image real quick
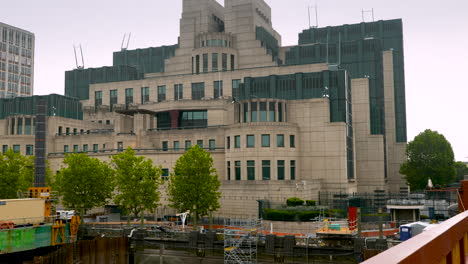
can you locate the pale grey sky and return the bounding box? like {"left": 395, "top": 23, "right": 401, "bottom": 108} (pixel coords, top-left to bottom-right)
{"left": 2, "top": 0, "right": 468, "bottom": 161}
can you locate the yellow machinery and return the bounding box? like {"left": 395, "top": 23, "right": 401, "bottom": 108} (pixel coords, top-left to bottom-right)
{"left": 28, "top": 187, "right": 52, "bottom": 217}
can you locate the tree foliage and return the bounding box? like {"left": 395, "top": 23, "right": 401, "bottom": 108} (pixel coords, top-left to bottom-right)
{"left": 0, "top": 149, "right": 34, "bottom": 199}
{"left": 455, "top": 162, "right": 468, "bottom": 182}
{"left": 167, "top": 145, "right": 221, "bottom": 226}
{"left": 55, "top": 153, "right": 114, "bottom": 215}
{"left": 111, "top": 147, "right": 162, "bottom": 224}
{"left": 400, "top": 129, "right": 456, "bottom": 191}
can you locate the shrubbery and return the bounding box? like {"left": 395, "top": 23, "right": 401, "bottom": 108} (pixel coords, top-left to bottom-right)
{"left": 306, "top": 200, "right": 316, "bottom": 206}
{"left": 286, "top": 197, "right": 304, "bottom": 206}
{"left": 263, "top": 208, "right": 346, "bottom": 221}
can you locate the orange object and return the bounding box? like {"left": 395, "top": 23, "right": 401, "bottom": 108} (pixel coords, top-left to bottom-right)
{"left": 28, "top": 187, "right": 52, "bottom": 217}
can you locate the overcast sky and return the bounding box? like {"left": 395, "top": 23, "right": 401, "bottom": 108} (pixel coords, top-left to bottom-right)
{"left": 2, "top": 0, "right": 468, "bottom": 161}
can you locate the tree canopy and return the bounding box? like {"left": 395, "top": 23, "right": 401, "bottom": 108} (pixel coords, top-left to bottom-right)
{"left": 111, "top": 147, "right": 162, "bottom": 225}
{"left": 167, "top": 145, "right": 221, "bottom": 227}
{"left": 0, "top": 149, "right": 34, "bottom": 199}
{"left": 455, "top": 162, "right": 468, "bottom": 182}
{"left": 55, "top": 153, "right": 114, "bottom": 216}
{"left": 400, "top": 129, "right": 456, "bottom": 191}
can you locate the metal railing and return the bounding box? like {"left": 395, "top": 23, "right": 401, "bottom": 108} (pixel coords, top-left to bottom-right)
{"left": 362, "top": 210, "right": 468, "bottom": 263}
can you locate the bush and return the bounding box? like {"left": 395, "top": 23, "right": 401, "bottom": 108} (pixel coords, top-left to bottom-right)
{"left": 263, "top": 209, "right": 322, "bottom": 221}
{"left": 306, "top": 200, "right": 316, "bottom": 206}
{"left": 286, "top": 197, "right": 304, "bottom": 207}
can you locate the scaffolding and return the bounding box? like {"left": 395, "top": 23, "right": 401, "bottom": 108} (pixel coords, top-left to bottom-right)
{"left": 224, "top": 219, "right": 261, "bottom": 264}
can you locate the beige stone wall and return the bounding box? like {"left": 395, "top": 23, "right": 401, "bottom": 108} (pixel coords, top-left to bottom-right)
{"left": 351, "top": 78, "right": 386, "bottom": 193}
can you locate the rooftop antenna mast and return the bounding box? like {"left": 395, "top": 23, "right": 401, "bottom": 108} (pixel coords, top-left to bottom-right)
{"left": 308, "top": 4, "right": 319, "bottom": 28}
{"left": 120, "top": 33, "right": 127, "bottom": 50}
{"left": 126, "top": 32, "right": 131, "bottom": 50}
{"left": 361, "top": 8, "right": 375, "bottom": 22}
{"left": 73, "top": 45, "right": 85, "bottom": 69}
{"left": 121, "top": 33, "right": 132, "bottom": 51}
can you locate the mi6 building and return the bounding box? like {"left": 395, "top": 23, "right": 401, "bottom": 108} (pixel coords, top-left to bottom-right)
{"left": 0, "top": 0, "right": 407, "bottom": 217}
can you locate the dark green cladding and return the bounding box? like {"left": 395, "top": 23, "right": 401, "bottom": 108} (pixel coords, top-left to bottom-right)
{"left": 288, "top": 19, "right": 406, "bottom": 142}
{"left": 113, "top": 44, "right": 178, "bottom": 74}
{"left": 65, "top": 44, "right": 178, "bottom": 101}
{"left": 65, "top": 65, "right": 143, "bottom": 100}
{"left": 256, "top": 26, "right": 280, "bottom": 62}
{"left": 0, "top": 94, "right": 83, "bottom": 120}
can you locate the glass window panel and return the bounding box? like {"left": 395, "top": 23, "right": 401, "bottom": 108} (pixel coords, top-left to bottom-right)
{"left": 261, "top": 134, "right": 270, "bottom": 147}
{"left": 174, "top": 141, "right": 180, "bottom": 150}
{"left": 222, "top": 53, "right": 227, "bottom": 71}
{"left": 191, "top": 82, "right": 205, "bottom": 100}
{"left": 243, "top": 103, "right": 249, "bottom": 123}
{"left": 226, "top": 136, "right": 230, "bottom": 149}
{"left": 212, "top": 53, "right": 218, "bottom": 72}
{"left": 247, "top": 135, "right": 255, "bottom": 148}
{"left": 278, "top": 102, "right": 283, "bottom": 122}
{"left": 247, "top": 160, "right": 255, "bottom": 180}
{"left": 232, "top": 79, "right": 241, "bottom": 99}
{"left": 185, "top": 140, "right": 192, "bottom": 150}
{"left": 26, "top": 145, "right": 33, "bottom": 155}
{"left": 262, "top": 160, "right": 270, "bottom": 180}
{"left": 251, "top": 102, "right": 257, "bottom": 122}
{"left": 157, "top": 85, "right": 166, "bottom": 102}
{"left": 203, "top": 53, "right": 208, "bottom": 72}
{"left": 227, "top": 161, "right": 231, "bottom": 181}
{"left": 141, "top": 87, "right": 150, "bottom": 104}
{"left": 260, "top": 102, "right": 267, "bottom": 121}
{"left": 269, "top": 102, "right": 276, "bottom": 122}
{"left": 277, "top": 134, "right": 284, "bottom": 147}
{"left": 235, "top": 161, "right": 241, "bottom": 180}
{"left": 174, "top": 84, "right": 183, "bottom": 100}
{"left": 277, "top": 160, "right": 285, "bottom": 180}
{"left": 235, "top": 135, "right": 240, "bottom": 148}
{"left": 209, "top": 139, "right": 215, "bottom": 150}
{"left": 162, "top": 141, "right": 168, "bottom": 151}
{"left": 214, "top": 80, "right": 223, "bottom": 98}
{"left": 290, "top": 160, "right": 296, "bottom": 180}
{"left": 197, "top": 140, "right": 203, "bottom": 148}
{"left": 290, "top": 135, "right": 295, "bottom": 148}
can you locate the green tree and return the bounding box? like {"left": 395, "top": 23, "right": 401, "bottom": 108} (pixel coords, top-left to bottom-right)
{"left": 111, "top": 147, "right": 162, "bottom": 225}
{"left": 55, "top": 153, "right": 114, "bottom": 218}
{"left": 0, "top": 149, "right": 34, "bottom": 198}
{"left": 167, "top": 145, "right": 221, "bottom": 228}
{"left": 400, "top": 129, "right": 456, "bottom": 191}
{"left": 455, "top": 162, "right": 468, "bottom": 182}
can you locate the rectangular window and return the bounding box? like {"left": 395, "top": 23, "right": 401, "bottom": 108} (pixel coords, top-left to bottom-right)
{"left": 247, "top": 160, "right": 255, "bottom": 180}
{"left": 93, "top": 144, "right": 98, "bottom": 152}
{"left": 174, "top": 141, "right": 180, "bottom": 151}
{"left": 106, "top": 120, "right": 110, "bottom": 125}
{"left": 261, "top": 134, "right": 270, "bottom": 147}
{"left": 251, "top": 102, "right": 257, "bottom": 122}
{"left": 197, "top": 140, "right": 203, "bottom": 148}
{"left": 214, "top": 80, "right": 223, "bottom": 98}
{"left": 243, "top": 103, "right": 249, "bottom": 123}
{"left": 191, "top": 82, "right": 205, "bottom": 100}
{"left": 95, "top": 91, "right": 103, "bottom": 108}
{"left": 262, "top": 160, "right": 271, "bottom": 180}
{"left": 83, "top": 144, "right": 88, "bottom": 152}
{"left": 73, "top": 145, "right": 79, "bottom": 152}
{"left": 209, "top": 139, "right": 215, "bottom": 150}
{"left": 232, "top": 79, "right": 241, "bottom": 99}
{"left": 141, "top": 87, "right": 150, "bottom": 104}
{"left": 157, "top": 85, "right": 166, "bottom": 102}
{"left": 185, "top": 140, "right": 192, "bottom": 150}
{"left": 290, "top": 160, "right": 296, "bottom": 180}
{"left": 26, "top": 145, "right": 33, "bottom": 155}
{"left": 277, "top": 160, "right": 285, "bottom": 180}
{"left": 226, "top": 136, "right": 230, "bottom": 149}
{"left": 278, "top": 102, "right": 283, "bottom": 122}
{"left": 17, "top": 118, "right": 22, "bottom": 135}
{"left": 162, "top": 141, "right": 168, "bottom": 151}
{"left": 117, "top": 142, "right": 123, "bottom": 152}
{"left": 290, "top": 135, "right": 295, "bottom": 148}
{"left": 64, "top": 145, "right": 69, "bottom": 153}
{"left": 212, "top": 53, "right": 218, "bottom": 72}
{"left": 66, "top": 127, "right": 70, "bottom": 135}
{"left": 227, "top": 161, "right": 231, "bottom": 181}
{"left": 2, "top": 145, "right": 8, "bottom": 153}
{"left": 246, "top": 135, "right": 255, "bottom": 148}
{"left": 269, "top": 102, "right": 276, "bottom": 121}
{"left": 162, "top": 169, "right": 169, "bottom": 180}
{"left": 10, "top": 118, "right": 15, "bottom": 135}
{"left": 231, "top": 54, "right": 235, "bottom": 70}
{"left": 73, "top": 128, "right": 77, "bottom": 135}
{"left": 174, "top": 84, "right": 183, "bottom": 100}
{"left": 222, "top": 53, "right": 227, "bottom": 71}
{"left": 110, "top": 89, "right": 118, "bottom": 111}
{"left": 203, "top": 53, "right": 208, "bottom": 72}
{"left": 196, "top": 55, "right": 200, "bottom": 74}
{"left": 260, "top": 102, "right": 267, "bottom": 122}
{"left": 125, "top": 88, "right": 133, "bottom": 105}
{"left": 277, "top": 134, "right": 284, "bottom": 147}
{"left": 235, "top": 161, "right": 241, "bottom": 180}
{"left": 24, "top": 118, "right": 31, "bottom": 135}
{"left": 234, "top": 135, "right": 240, "bottom": 148}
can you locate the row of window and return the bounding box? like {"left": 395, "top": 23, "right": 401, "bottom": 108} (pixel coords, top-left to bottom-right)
{"left": 64, "top": 143, "right": 113, "bottom": 153}
{"left": 161, "top": 139, "right": 217, "bottom": 151}
{"left": 193, "top": 53, "right": 235, "bottom": 74}
{"left": 227, "top": 134, "right": 295, "bottom": 149}
{"left": 236, "top": 101, "right": 287, "bottom": 123}
{"left": 227, "top": 160, "right": 296, "bottom": 181}
{"left": 8, "top": 117, "right": 35, "bottom": 135}
{"left": 95, "top": 79, "right": 242, "bottom": 108}
{"left": 0, "top": 29, "right": 33, "bottom": 49}
{"left": 2, "top": 144, "right": 34, "bottom": 155}
{"left": 200, "top": 39, "right": 231, "bottom": 48}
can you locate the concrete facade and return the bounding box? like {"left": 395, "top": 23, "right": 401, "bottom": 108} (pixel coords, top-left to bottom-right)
{"left": 0, "top": 0, "right": 407, "bottom": 218}
{"left": 0, "top": 22, "right": 34, "bottom": 98}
